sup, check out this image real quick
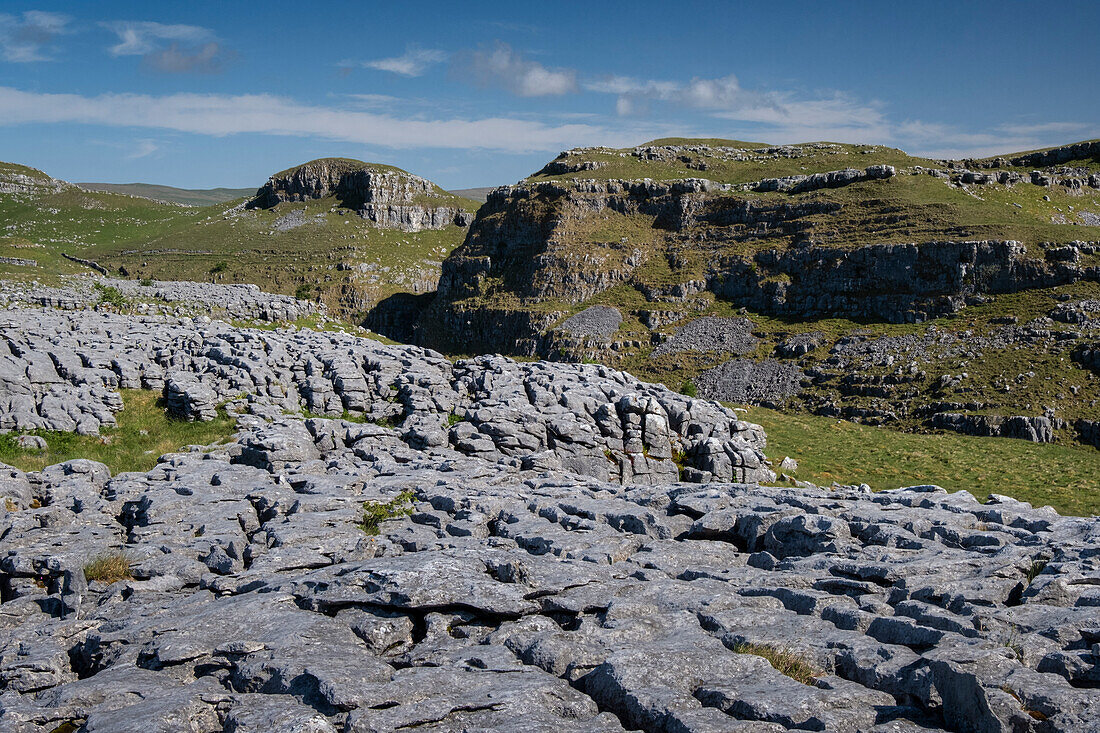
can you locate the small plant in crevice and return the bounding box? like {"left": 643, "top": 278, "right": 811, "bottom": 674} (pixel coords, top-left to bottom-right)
{"left": 359, "top": 491, "right": 416, "bottom": 536}
{"left": 1000, "top": 686, "right": 1047, "bottom": 721}
{"left": 671, "top": 448, "right": 688, "bottom": 480}
{"left": 447, "top": 411, "right": 466, "bottom": 427}
{"left": 731, "top": 642, "right": 819, "bottom": 686}
{"left": 1000, "top": 624, "right": 1026, "bottom": 663}
{"left": 680, "top": 379, "right": 698, "bottom": 398}
{"left": 1024, "top": 558, "right": 1048, "bottom": 585}
{"left": 83, "top": 551, "right": 132, "bottom": 584}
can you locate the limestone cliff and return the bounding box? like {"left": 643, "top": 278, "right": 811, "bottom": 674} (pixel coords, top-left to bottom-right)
{"left": 402, "top": 139, "right": 1100, "bottom": 448}
{"left": 249, "top": 157, "right": 472, "bottom": 232}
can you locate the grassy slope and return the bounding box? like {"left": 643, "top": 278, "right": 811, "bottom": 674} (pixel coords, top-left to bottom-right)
{"left": 527, "top": 141, "right": 932, "bottom": 186}
{"left": 77, "top": 183, "right": 257, "bottom": 206}
{"left": 747, "top": 405, "right": 1100, "bottom": 517}
{"left": 0, "top": 390, "right": 236, "bottom": 475}
{"left": 0, "top": 159, "right": 478, "bottom": 317}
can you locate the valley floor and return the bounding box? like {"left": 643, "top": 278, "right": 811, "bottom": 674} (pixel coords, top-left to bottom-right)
{"left": 747, "top": 406, "right": 1100, "bottom": 516}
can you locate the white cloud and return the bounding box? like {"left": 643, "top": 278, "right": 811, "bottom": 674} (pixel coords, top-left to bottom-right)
{"left": 0, "top": 10, "right": 71, "bottom": 62}
{"left": 126, "top": 139, "right": 160, "bottom": 159}
{"left": 362, "top": 45, "right": 447, "bottom": 77}
{"left": 102, "top": 20, "right": 212, "bottom": 56}
{"left": 0, "top": 85, "right": 645, "bottom": 153}
{"left": 101, "top": 20, "right": 227, "bottom": 73}
{"left": 452, "top": 42, "right": 576, "bottom": 97}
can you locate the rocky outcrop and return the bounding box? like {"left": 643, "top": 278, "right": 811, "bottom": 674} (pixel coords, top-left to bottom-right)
{"left": 0, "top": 278, "right": 321, "bottom": 323}
{"left": 421, "top": 171, "right": 1099, "bottom": 354}
{"left": 0, "top": 167, "right": 70, "bottom": 195}
{"left": 976, "top": 139, "right": 1100, "bottom": 169}
{"left": 652, "top": 316, "right": 758, "bottom": 357}
{"left": 931, "top": 413, "right": 1056, "bottom": 443}
{"left": 712, "top": 239, "right": 1096, "bottom": 323}
{"left": 248, "top": 158, "right": 470, "bottom": 233}
{"left": 0, "top": 306, "right": 772, "bottom": 485}
{"left": 754, "top": 164, "right": 895, "bottom": 193}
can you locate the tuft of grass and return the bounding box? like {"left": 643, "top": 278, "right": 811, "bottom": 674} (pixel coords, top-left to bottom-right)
{"left": 92, "top": 282, "right": 130, "bottom": 309}
{"left": 209, "top": 261, "right": 229, "bottom": 275}
{"left": 447, "top": 411, "right": 465, "bottom": 427}
{"left": 83, "top": 552, "right": 132, "bottom": 584}
{"left": 359, "top": 490, "right": 415, "bottom": 535}
{"left": 745, "top": 406, "right": 1100, "bottom": 516}
{"left": 680, "top": 379, "right": 698, "bottom": 398}
{"left": 139, "top": 277, "right": 153, "bottom": 286}
{"left": 732, "top": 642, "right": 819, "bottom": 686}
{"left": 0, "top": 389, "right": 236, "bottom": 474}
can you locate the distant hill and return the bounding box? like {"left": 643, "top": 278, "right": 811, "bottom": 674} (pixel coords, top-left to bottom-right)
{"left": 77, "top": 182, "right": 256, "bottom": 206}
{"left": 2, "top": 158, "right": 477, "bottom": 319}
{"left": 448, "top": 187, "right": 495, "bottom": 203}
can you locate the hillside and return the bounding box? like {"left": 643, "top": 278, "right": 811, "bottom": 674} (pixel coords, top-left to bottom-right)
{"left": 407, "top": 138, "right": 1100, "bottom": 451}
{"left": 0, "top": 158, "right": 478, "bottom": 319}
{"left": 77, "top": 182, "right": 256, "bottom": 206}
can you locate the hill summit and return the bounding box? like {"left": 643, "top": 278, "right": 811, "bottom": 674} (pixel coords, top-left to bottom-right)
{"left": 249, "top": 158, "right": 472, "bottom": 232}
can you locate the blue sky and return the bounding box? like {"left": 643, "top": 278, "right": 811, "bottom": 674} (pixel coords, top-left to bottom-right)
{"left": 1, "top": 0, "right": 1097, "bottom": 190}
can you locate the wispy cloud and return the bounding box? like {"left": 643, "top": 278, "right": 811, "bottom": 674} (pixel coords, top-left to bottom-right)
{"left": 0, "top": 10, "right": 71, "bottom": 62}
{"left": 102, "top": 20, "right": 210, "bottom": 55}
{"left": 102, "top": 20, "right": 228, "bottom": 73}
{"left": 452, "top": 41, "right": 577, "bottom": 97}
{"left": 0, "top": 85, "right": 649, "bottom": 152}
{"left": 126, "top": 138, "right": 160, "bottom": 159}
{"left": 358, "top": 44, "right": 447, "bottom": 77}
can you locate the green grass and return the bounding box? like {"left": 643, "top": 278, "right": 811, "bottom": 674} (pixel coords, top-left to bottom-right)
{"left": 528, "top": 140, "right": 931, "bottom": 186}
{"left": 359, "top": 490, "right": 416, "bottom": 535}
{"left": 731, "top": 642, "right": 820, "bottom": 686}
{"left": 0, "top": 159, "right": 476, "bottom": 320}
{"left": 745, "top": 406, "right": 1100, "bottom": 516}
{"left": 83, "top": 552, "right": 132, "bottom": 584}
{"left": 0, "top": 390, "right": 236, "bottom": 475}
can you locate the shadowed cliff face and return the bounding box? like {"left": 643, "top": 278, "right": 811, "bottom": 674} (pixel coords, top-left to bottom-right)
{"left": 415, "top": 175, "right": 1099, "bottom": 355}
{"left": 249, "top": 158, "right": 471, "bottom": 232}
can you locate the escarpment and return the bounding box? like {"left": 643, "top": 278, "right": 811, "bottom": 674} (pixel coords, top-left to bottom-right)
{"left": 417, "top": 175, "right": 1099, "bottom": 354}
{"left": 401, "top": 139, "right": 1100, "bottom": 448}
{"left": 249, "top": 158, "right": 471, "bottom": 232}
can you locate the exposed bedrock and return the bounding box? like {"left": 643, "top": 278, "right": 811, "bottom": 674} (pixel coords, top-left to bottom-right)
{"left": 249, "top": 159, "right": 470, "bottom": 232}
{"left": 0, "top": 308, "right": 772, "bottom": 484}
{"left": 2, "top": 452, "right": 1098, "bottom": 731}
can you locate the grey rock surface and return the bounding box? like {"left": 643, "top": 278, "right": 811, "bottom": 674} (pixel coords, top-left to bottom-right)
{"left": 696, "top": 358, "right": 805, "bottom": 406}
{"left": 1, "top": 288, "right": 1098, "bottom": 732}
{"left": 558, "top": 305, "right": 623, "bottom": 339}
{"left": 0, "top": 306, "right": 772, "bottom": 484}
{"left": 2, "top": 443, "right": 1097, "bottom": 731}
{"left": 652, "top": 316, "right": 758, "bottom": 357}
{"left": 0, "top": 277, "right": 321, "bottom": 323}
